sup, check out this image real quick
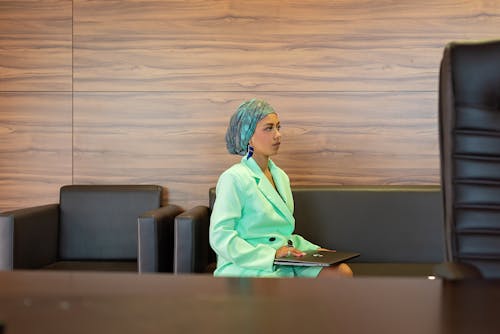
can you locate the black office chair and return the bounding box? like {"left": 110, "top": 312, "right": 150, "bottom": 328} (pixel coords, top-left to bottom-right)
{"left": 0, "top": 185, "right": 183, "bottom": 272}
{"left": 438, "top": 39, "right": 500, "bottom": 279}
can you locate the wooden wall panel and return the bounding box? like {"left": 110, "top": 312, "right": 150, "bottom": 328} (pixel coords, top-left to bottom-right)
{"left": 73, "top": 92, "right": 438, "bottom": 208}
{"left": 2, "top": 0, "right": 500, "bottom": 210}
{"left": 0, "top": 0, "right": 72, "bottom": 91}
{"left": 0, "top": 93, "right": 72, "bottom": 211}
{"left": 73, "top": 0, "right": 500, "bottom": 92}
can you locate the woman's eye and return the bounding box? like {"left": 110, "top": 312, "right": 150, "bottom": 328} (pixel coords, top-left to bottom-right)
{"left": 263, "top": 124, "right": 280, "bottom": 131}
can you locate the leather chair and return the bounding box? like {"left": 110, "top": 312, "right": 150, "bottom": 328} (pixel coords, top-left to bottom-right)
{"left": 0, "top": 185, "right": 183, "bottom": 273}
{"left": 438, "top": 39, "right": 500, "bottom": 279}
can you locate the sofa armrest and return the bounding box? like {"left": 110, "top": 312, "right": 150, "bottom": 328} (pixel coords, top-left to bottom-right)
{"left": 0, "top": 204, "right": 59, "bottom": 270}
{"left": 433, "top": 262, "right": 483, "bottom": 280}
{"left": 138, "top": 204, "right": 184, "bottom": 273}
{"left": 174, "top": 206, "right": 214, "bottom": 274}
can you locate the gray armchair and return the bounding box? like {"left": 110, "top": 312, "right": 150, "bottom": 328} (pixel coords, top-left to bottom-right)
{"left": 438, "top": 39, "right": 500, "bottom": 279}
{"left": 0, "top": 185, "right": 183, "bottom": 273}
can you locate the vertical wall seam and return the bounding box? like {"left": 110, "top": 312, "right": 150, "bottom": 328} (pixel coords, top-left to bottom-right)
{"left": 71, "top": 0, "right": 74, "bottom": 185}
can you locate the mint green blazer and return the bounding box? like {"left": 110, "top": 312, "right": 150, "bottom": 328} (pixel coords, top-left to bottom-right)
{"left": 209, "top": 156, "right": 322, "bottom": 278}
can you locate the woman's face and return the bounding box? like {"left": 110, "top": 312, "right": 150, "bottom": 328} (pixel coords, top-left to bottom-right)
{"left": 249, "top": 113, "right": 281, "bottom": 158}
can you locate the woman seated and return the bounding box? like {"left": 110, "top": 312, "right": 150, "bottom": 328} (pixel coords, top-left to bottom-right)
{"left": 209, "top": 98, "right": 353, "bottom": 278}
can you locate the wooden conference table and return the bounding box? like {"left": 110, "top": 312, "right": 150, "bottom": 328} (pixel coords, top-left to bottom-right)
{"left": 0, "top": 270, "right": 499, "bottom": 334}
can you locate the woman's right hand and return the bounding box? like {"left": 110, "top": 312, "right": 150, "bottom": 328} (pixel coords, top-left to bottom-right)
{"left": 275, "top": 246, "right": 306, "bottom": 258}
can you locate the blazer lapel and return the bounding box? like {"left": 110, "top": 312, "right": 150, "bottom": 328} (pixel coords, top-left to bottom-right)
{"left": 242, "top": 157, "right": 294, "bottom": 223}
{"left": 269, "top": 160, "right": 294, "bottom": 214}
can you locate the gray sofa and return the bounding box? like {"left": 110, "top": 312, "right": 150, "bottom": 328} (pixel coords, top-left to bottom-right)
{"left": 174, "top": 185, "right": 444, "bottom": 276}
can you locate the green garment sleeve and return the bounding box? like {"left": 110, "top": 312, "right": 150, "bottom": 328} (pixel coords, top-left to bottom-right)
{"left": 209, "top": 172, "right": 276, "bottom": 272}
{"left": 290, "top": 234, "right": 321, "bottom": 252}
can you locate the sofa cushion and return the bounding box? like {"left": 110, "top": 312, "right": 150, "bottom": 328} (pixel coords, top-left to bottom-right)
{"left": 59, "top": 185, "right": 162, "bottom": 260}
{"left": 292, "top": 186, "right": 444, "bottom": 264}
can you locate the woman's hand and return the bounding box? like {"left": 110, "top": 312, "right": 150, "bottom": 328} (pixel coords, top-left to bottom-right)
{"left": 275, "top": 246, "right": 306, "bottom": 258}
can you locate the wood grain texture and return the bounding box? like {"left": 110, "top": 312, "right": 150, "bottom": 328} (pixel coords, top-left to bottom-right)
{"left": 2, "top": 0, "right": 499, "bottom": 211}
{"left": 0, "top": 93, "right": 72, "bottom": 211}
{"left": 73, "top": 0, "right": 500, "bottom": 92}
{"left": 73, "top": 92, "right": 439, "bottom": 209}
{"left": 0, "top": 0, "right": 72, "bottom": 91}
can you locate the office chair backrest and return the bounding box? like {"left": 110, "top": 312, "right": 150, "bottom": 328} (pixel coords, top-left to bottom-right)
{"left": 439, "top": 39, "right": 500, "bottom": 278}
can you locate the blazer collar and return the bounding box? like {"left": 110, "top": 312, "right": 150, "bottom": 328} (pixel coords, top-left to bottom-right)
{"left": 241, "top": 157, "right": 294, "bottom": 222}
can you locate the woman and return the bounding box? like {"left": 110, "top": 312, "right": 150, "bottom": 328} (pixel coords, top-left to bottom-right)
{"left": 209, "top": 98, "right": 352, "bottom": 278}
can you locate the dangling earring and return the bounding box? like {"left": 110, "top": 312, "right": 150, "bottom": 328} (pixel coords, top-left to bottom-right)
{"left": 246, "top": 144, "right": 254, "bottom": 159}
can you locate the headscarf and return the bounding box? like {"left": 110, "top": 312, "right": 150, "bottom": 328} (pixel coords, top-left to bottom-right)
{"left": 225, "top": 98, "right": 276, "bottom": 155}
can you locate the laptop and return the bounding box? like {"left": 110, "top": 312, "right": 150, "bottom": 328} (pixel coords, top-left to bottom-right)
{"left": 274, "top": 250, "right": 360, "bottom": 267}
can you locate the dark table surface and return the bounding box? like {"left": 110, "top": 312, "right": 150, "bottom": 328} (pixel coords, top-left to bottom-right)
{"left": 0, "top": 271, "right": 499, "bottom": 334}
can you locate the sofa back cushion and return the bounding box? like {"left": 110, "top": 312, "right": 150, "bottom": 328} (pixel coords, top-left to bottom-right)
{"left": 293, "top": 186, "right": 444, "bottom": 263}
{"left": 59, "top": 185, "right": 162, "bottom": 260}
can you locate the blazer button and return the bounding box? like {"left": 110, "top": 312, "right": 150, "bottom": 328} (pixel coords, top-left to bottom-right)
{"left": 269, "top": 237, "right": 276, "bottom": 242}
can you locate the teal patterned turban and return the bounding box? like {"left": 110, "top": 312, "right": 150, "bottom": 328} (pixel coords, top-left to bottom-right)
{"left": 225, "top": 99, "right": 276, "bottom": 155}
